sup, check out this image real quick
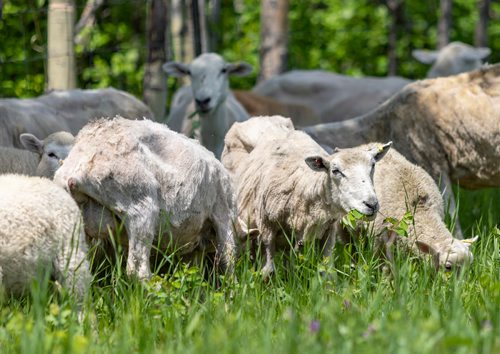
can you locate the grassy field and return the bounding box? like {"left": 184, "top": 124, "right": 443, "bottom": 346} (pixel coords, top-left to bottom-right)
{"left": 0, "top": 188, "right": 498, "bottom": 354}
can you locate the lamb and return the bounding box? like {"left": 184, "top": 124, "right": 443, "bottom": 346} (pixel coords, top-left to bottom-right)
{"left": 0, "top": 87, "right": 154, "bottom": 148}
{"left": 222, "top": 116, "right": 391, "bottom": 276}
{"left": 304, "top": 64, "right": 500, "bottom": 236}
{"left": 0, "top": 131, "right": 74, "bottom": 178}
{"left": 253, "top": 41, "right": 490, "bottom": 123}
{"left": 163, "top": 53, "right": 252, "bottom": 158}
{"left": 54, "top": 116, "right": 238, "bottom": 280}
{"left": 0, "top": 174, "right": 91, "bottom": 304}
{"left": 367, "top": 147, "right": 477, "bottom": 270}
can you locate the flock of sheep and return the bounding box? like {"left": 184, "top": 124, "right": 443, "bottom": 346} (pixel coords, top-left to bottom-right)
{"left": 0, "top": 41, "right": 497, "bottom": 310}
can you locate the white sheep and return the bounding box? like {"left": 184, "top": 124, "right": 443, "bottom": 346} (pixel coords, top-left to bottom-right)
{"left": 368, "top": 147, "right": 477, "bottom": 270}
{"left": 54, "top": 116, "right": 238, "bottom": 280}
{"left": 0, "top": 131, "right": 74, "bottom": 179}
{"left": 222, "top": 116, "right": 391, "bottom": 276}
{"left": 0, "top": 174, "right": 91, "bottom": 304}
{"left": 163, "top": 53, "right": 253, "bottom": 158}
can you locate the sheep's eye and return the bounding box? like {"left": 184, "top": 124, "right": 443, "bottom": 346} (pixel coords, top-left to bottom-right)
{"left": 48, "top": 152, "right": 58, "bottom": 159}
{"left": 332, "top": 169, "right": 342, "bottom": 176}
{"left": 221, "top": 67, "right": 227, "bottom": 74}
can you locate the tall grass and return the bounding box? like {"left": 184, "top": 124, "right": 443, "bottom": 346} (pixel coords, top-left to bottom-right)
{"left": 0, "top": 188, "right": 498, "bottom": 354}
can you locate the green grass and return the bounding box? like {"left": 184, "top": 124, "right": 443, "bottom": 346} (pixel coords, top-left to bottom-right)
{"left": 0, "top": 188, "right": 499, "bottom": 354}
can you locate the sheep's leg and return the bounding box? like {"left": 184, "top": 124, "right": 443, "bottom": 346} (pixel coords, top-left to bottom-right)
{"left": 124, "top": 212, "right": 158, "bottom": 280}
{"left": 439, "top": 174, "right": 463, "bottom": 239}
{"left": 261, "top": 226, "right": 276, "bottom": 278}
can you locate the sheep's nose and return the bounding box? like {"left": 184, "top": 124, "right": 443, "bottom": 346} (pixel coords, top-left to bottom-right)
{"left": 363, "top": 200, "right": 379, "bottom": 214}
{"left": 195, "top": 97, "right": 211, "bottom": 110}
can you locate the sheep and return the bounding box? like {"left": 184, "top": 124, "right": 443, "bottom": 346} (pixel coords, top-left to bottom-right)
{"left": 0, "top": 131, "right": 74, "bottom": 178}
{"left": 54, "top": 116, "right": 238, "bottom": 280}
{"left": 304, "top": 64, "right": 500, "bottom": 238}
{"left": 163, "top": 53, "right": 253, "bottom": 158}
{"left": 367, "top": 147, "right": 477, "bottom": 270}
{"left": 0, "top": 174, "right": 91, "bottom": 305}
{"left": 413, "top": 41, "right": 491, "bottom": 78}
{"left": 221, "top": 116, "right": 391, "bottom": 276}
{"left": 232, "top": 90, "right": 322, "bottom": 127}
{"left": 0, "top": 87, "right": 154, "bottom": 148}
{"left": 253, "top": 41, "right": 490, "bottom": 123}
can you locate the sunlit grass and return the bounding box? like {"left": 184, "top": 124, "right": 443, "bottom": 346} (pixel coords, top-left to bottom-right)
{"left": 0, "top": 188, "right": 498, "bottom": 353}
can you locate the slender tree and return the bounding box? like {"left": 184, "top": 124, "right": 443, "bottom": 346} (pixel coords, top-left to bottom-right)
{"left": 143, "top": 0, "right": 169, "bottom": 121}
{"left": 438, "top": 0, "right": 452, "bottom": 49}
{"left": 475, "top": 0, "right": 490, "bottom": 47}
{"left": 47, "top": 0, "right": 76, "bottom": 90}
{"left": 386, "top": 0, "right": 404, "bottom": 76}
{"left": 259, "top": 0, "right": 289, "bottom": 82}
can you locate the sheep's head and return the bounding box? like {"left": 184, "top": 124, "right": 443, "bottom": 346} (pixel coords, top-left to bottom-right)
{"left": 416, "top": 236, "right": 478, "bottom": 271}
{"left": 163, "top": 53, "right": 252, "bottom": 115}
{"left": 412, "top": 41, "right": 490, "bottom": 78}
{"left": 305, "top": 142, "right": 392, "bottom": 219}
{"left": 20, "top": 131, "right": 75, "bottom": 179}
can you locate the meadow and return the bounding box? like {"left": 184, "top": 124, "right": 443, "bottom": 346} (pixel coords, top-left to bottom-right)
{"left": 0, "top": 188, "right": 498, "bottom": 354}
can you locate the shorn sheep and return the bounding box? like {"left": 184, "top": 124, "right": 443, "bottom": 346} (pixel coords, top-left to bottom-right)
{"left": 163, "top": 53, "right": 252, "bottom": 158}
{"left": 367, "top": 147, "right": 477, "bottom": 270}
{"left": 254, "top": 41, "right": 490, "bottom": 123}
{"left": 54, "top": 116, "right": 238, "bottom": 280}
{"left": 0, "top": 131, "right": 74, "bottom": 178}
{"left": 304, "top": 64, "right": 500, "bottom": 237}
{"left": 222, "top": 116, "right": 391, "bottom": 276}
{"left": 0, "top": 174, "right": 91, "bottom": 305}
{"left": 0, "top": 87, "right": 154, "bottom": 148}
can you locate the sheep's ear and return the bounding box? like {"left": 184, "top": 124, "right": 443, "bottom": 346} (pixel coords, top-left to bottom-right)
{"left": 305, "top": 155, "right": 329, "bottom": 172}
{"left": 416, "top": 240, "right": 440, "bottom": 269}
{"left": 371, "top": 141, "right": 392, "bottom": 162}
{"left": 462, "top": 47, "right": 491, "bottom": 61}
{"left": 162, "top": 62, "right": 190, "bottom": 77}
{"left": 412, "top": 50, "right": 439, "bottom": 64}
{"left": 225, "top": 62, "right": 253, "bottom": 77}
{"left": 462, "top": 235, "right": 479, "bottom": 247}
{"left": 20, "top": 133, "right": 43, "bottom": 154}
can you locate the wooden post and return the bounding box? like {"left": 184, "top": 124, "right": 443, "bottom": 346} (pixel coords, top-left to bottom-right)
{"left": 47, "top": 0, "right": 76, "bottom": 90}
{"left": 259, "top": 0, "right": 289, "bottom": 82}
{"left": 143, "top": 0, "right": 169, "bottom": 121}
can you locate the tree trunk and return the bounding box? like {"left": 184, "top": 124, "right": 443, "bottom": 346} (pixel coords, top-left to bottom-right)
{"left": 183, "top": 0, "right": 195, "bottom": 62}
{"left": 171, "top": 0, "right": 184, "bottom": 61}
{"left": 259, "top": 0, "right": 289, "bottom": 82}
{"left": 475, "top": 0, "right": 490, "bottom": 47}
{"left": 143, "top": 0, "right": 169, "bottom": 121}
{"left": 47, "top": 0, "right": 76, "bottom": 90}
{"left": 438, "top": 0, "right": 452, "bottom": 49}
{"left": 387, "top": 0, "right": 404, "bottom": 76}
{"left": 208, "top": 0, "right": 221, "bottom": 52}
{"left": 191, "top": 0, "right": 208, "bottom": 55}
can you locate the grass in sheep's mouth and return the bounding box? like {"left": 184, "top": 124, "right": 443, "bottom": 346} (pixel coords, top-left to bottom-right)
{"left": 0, "top": 187, "right": 498, "bottom": 354}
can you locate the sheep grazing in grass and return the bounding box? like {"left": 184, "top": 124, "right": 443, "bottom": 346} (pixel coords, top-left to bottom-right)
{"left": 0, "top": 174, "right": 91, "bottom": 304}
{"left": 368, "top": 147, "right": 477, "bottom": 270}
{"left": 54, "top": 116, "right": 238, "bottom": 280}
{"left": 254, "top": 42, "right": 490, "bottom": 123}
{"left": 0, "top": 87, "right": 154, "bottom": 148}
{"left": 222, "top": 116, "right": 391, "bottom": 276}
{"left": 0, "top": 131, "right": 74, "bottom": 178}
{"left": 304, "top": 64, "right": 500, "bottom": 236}
{"left": 163, "top": 53, "right": 252, "bottom": 158}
